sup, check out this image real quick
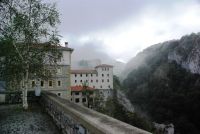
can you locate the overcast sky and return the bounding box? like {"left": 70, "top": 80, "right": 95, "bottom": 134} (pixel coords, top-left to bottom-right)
{"left": 53, "top": 0, "right": 200, "bottom": 63}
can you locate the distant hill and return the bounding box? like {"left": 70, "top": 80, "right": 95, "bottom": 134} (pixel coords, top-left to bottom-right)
{"left": 123, "top": 33, "right": 200, "bottom": 134}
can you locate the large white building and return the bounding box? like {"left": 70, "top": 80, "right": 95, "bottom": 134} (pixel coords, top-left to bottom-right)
{"left": 70, "top": 64, "right": 113, "bottom": 100}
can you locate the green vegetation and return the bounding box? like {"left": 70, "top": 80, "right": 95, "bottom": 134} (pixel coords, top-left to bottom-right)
{"left": 123, "top": 33, "right": 200, "bottom": 134}
{"left": 94, "top": 87, "right": 153, "bottom": 132}
{"left": 0, "top": 0, "right": 61, "bottom": 109}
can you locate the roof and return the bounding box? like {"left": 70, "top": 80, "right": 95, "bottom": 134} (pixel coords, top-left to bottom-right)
{"left": 95, "top": 64, "right": 113, "bottom": 68}
{"left": 71, "top": 86, "right": 95, "bottom": 92}
{"left": 20, "top": 42, "right": 74, "bottom": 52}
{"left": 71, "top": 69, "right": 97, "bottom": 74}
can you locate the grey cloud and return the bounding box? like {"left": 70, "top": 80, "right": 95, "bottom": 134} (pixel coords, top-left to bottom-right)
{"left": 71, "top": 39, "right": 114, "bottom": 63}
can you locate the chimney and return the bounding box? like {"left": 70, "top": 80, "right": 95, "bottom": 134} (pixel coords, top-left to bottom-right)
{"left": 65, "top": 42, "right": 68, "bottom": 47}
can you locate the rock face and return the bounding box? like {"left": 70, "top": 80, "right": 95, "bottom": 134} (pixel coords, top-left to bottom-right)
{"left": 122, "top": 33, "right": 200, "bottom": 80}
{"left": 117, "top": 90, "right": 134, "bottom": 112}
{"left": 168, "top": 33, "right": 200, "bottom": 74}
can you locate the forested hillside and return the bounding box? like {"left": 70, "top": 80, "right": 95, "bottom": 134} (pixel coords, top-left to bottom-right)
{"left": 123, "top": 33, "right": 200, "bottom": 134}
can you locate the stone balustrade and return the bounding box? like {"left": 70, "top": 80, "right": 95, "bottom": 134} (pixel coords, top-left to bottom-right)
{"left": 41, "top": 91, "right": 152, "bottom": 134}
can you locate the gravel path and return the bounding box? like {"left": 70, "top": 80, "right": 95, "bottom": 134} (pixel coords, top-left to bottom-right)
{"left": 0, "top": 103, "right": 61, "bottom": 134}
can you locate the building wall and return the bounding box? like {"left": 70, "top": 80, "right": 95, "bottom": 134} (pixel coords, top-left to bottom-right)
{"left": 71, "top": 66, "right": 113, "bottom": 100}
{"left": 71, "top": 66, "right": 113, "bottom": 90}
{"left": 29, "top": 48, "right": 73, "bottom": 100}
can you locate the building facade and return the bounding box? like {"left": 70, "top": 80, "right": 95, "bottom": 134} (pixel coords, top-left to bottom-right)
{"left": 29, "top": 42, "right": 73, "bottom": 99}
{"left": 70, "top": 64, "right": 113, "bottom": 100}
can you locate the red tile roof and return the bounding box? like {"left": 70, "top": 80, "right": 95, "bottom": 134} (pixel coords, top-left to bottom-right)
{"left": 71, "top": 69, "right": 97, "bottom": 74}
{"left": 95, "top": 64, "right": 113, "bottom": 68}
{"left": 71, "top": 86, "right": 95, "bottom": 92}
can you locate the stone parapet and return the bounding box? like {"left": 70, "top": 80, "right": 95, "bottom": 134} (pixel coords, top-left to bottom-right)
{"left": 41, "top": 91, "right": 152, "bottom": 134}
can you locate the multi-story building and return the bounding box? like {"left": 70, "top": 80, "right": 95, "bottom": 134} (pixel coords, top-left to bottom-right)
{"left": 70, "top": 64, "right": 113, "bottom": 102}
{"left": 29, "top": 42, "right": 73, "bottom": 99}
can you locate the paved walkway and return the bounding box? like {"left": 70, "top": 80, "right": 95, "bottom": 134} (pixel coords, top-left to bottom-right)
{"left": 0, "top": 103, "right": 61, "bottom": 134}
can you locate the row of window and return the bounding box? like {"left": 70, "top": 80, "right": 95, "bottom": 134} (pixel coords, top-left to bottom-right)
{"left": 74, "top": 73, "right": 110, "bottom": 77}
{"left": 73, "top": 98, "right": 86, "bottom": 103}
{"left": 102, "top": 68, "right": 109, "bottom": 71}
{"left": 31, "top": 80, "right": 62, "bottom": 88}
{"left": 75, "top": 79, "right": 110, "bottom": 83}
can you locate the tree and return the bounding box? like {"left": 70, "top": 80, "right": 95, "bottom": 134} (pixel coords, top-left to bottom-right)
{"left": 0, "top": 0, "right": 61, "bottom": 109}
{"left": 82, "top": 81, "right": 94, "bottom": 108}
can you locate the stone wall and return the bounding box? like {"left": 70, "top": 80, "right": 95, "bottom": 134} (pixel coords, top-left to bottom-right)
{"left": 41, "top": 91, "right": 152, "bottom": 134}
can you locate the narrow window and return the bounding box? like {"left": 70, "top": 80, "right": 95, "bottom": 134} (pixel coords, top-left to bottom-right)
{"left": 40, "top": 81, "right": 44, "bottom": 87}
{"left": 107, "top": 79, "right": 109, "bottom": 82}
{"left": 75, "top": 92, "right": 79, "bottom": 95}
{"left": 91, "top": 74, "right": 93, "bottom": 77}
{"left": 91, "top": 80, "right": 93, "bottom": 83}
{"left": 102, "top": 79, "right": 104, "bottom": 82}
{"left": 80, "top": 74, "right": 82, "bottom": 77}
{"left": 107, "top": 74, "right": 109, "bottom": 77}
{"left": 82, "top": 98, "right": 86, "bottom": 102}
{"left": 75, "top": 80, "right": 77, "bottom": 83}
{"left": 86, "top": 74, "right": 88, "bottom": 77}
{"left": 100, "top": 85, "right": 102, "bottom": 88}
{"left": 80, "top": 80, "right": 82, "bottom": 82}
{"left": 57, "top": 80, "right": 61, "bottom": 87}
{"left": 96, "top": 74, "right": 98, "bottom": 77}
{"left": 75, "top": 98, "right": 80, "bottom": 103}
{"left": 75, "top": 74, "right": 77, "bottom": 77}
{"left": 96, "top": 80, "right": 98, "bottom": 83}
{"left": 108, "top": 85, "right": 111, "bottom": 88}
{"left": 102, "top": 74, "right": 104, "bottom": 77}
{"left": 49, "top": 80, "right": 53, "bottom": 87}
{"left": 32, "top": 81, "right": 35, "bottom": 87}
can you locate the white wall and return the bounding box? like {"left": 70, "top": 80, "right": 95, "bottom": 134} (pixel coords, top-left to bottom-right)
{"left": 71, "top": 66, "right": 113, "bottom": 89}
{"left": 58, "top": 51, "right": 71, "bottom": 65}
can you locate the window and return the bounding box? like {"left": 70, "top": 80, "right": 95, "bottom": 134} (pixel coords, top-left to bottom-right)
{"left": 40, "top": 81, "right": 44, "bottom": 87}
{"left": 57, "top": 68, "right": 62, "bottom": 74}
{"left": 96, "top": 80, "right": 98, "bottom": 83}
{"left": 102, "top": 68, "right": 104, "bottom": 71}
{"left": 100, "top": 85, "right": 102, "bottom": 88}
{"left": 57, "top": 93, "right": 61, "bottom": 96}
{"left": 49, "top": 80, "right": 53, "bottom": 87}
{"left": 91, "top": 74, "right": 93, "bottom": 77}
{"left": 96, "top": 74, "right": 98, "bottom": 77}
{"left": 108, "top": 85, "right": 111, "bottom": 88}
{"left": 86, "top": 80, "right": 88, "bottom": 82}
{"left": 75, "top": 80, "right": 77, "bottom": 83}
{"left": 75, "top": 98, "right": 79, "bottom": 103}
{"left": 57, "top": 80, "right": 61, "bottom": 87}
{"left": 82, "top": 98, "right": 86, "bottom": 102}
{"left": 108, "top": 68, "right": 109, "bottom": 71}
{"left": 80, "top": 80, "right": 82, "bottom": 82}
{"left": 107, "top": 74, "right": 109, "bottom": 77}
{"left": 32, "top": 80, "right": 35, "bottom": 87}
{"left": 107, "top": 79, "right": 109, "bottom": 82}
{"left": 86, "top": 74, "right": 88, "bottom": 77}
{"left": 93, "top": 86, "right": 95, "bottom": 88}
{"left": 80, "top": 74, "right": 82, "bottom": 77}
{"left": 102, "top": 74, "right": 104, "bottom": 77}
{"left": 75, "top": 92, "right": 79, "bottom": 95}
{"left": 102, "top": 79, "right": 104, "bottom": 82}
{"left": 75, "top": 74, "right": 77, "bottom": 77}
{"left": 91, "top": 80, "right": 93, "bottom": 83}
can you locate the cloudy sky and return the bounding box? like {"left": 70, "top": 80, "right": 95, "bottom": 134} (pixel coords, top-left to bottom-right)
{"left": 53, "top": 0, "right": 200, "bottom": 63}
